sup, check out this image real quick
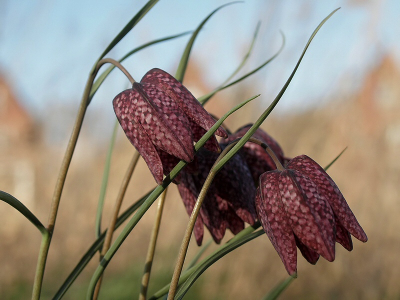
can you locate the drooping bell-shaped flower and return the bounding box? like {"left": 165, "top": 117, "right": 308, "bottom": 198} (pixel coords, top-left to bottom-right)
{"left": 178, "top": 146, "right": 257, "bottom": 246}
{"left": 221, "top": 124, "right": 289, "bottom": 183}
{"left": 255, "top": 154, "right": 367, "bottom": 275}
{"left": 113, "top": 68, "right": 227, "bottom": 184}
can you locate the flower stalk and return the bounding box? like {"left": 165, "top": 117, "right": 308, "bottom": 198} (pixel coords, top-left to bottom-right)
{"left": 93, "top": 150, "right": 141, "bottom": 299}
{"left": 139, "top": 189, "right": 168, "bottom": 300}
{"left": 167, "top": 142, "right": 238, "bottom": 300}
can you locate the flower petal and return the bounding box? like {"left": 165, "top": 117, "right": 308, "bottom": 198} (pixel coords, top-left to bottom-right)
{"left": 287, "top": 155, "right": 367, "bottom": 242}
{"left": 113, "top": 90, "right": 163, "bottom": 184}
{"left": 280, "top": 170, "right": 336, "bottom": 262}
{"left": 133, "top": 83, "right": 194, "bottom": 162}
{"left": 177, "top": 172, "right": 204, "bottom": 246}
{"left": 256, "top": 174, "right": 297, "bottom": 276}
{"left": 295, "top": 235, "right": 320, "bottom": 265}
{"left": 214, "top": 146, "right": 257, "bottom": 224}
{"left": 216, "top": 195, "right": 245, "bottom": 235}
{"left": 199, "top": 189, "right": 226, "bottom": 244}
{"left": 335, "top": 219, "right": 353, "bottom": 251}
{"left": 142, "top": 68, "right": 228, "bottom": 138}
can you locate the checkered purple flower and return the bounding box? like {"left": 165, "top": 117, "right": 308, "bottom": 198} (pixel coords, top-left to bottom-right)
{"left": 255, "top": 155, "right": 367, "bottom": 275}
{"left": 113, "top": 68, "right": 227, "bottom": 184}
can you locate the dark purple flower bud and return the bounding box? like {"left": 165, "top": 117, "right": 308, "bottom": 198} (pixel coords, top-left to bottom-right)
{"left": 221, "top": 124, "right": 288, "bottom": 183}
{"left": 113, "top": 68, "right": 227, "bottom": 184}
{"left": 178, "top": 147, "right": 256, "bottom": 245}
{"left": 256, "top": 155, "right": 367, "bottom": 275}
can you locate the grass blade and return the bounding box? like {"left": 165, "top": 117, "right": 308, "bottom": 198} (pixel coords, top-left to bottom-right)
{"left": 262, "top": 277, "right": 295, "bottom": 300}
{"left": 175, "top": 1, "right": 242, "bottom": 82}
{"left": 95, "top": 120, "right": 119, "bottom": 239}
{"left": 89, "top": 31, "right": 191, "bottom": 103}
{"left": 96, "top": 0, "right": 159, "bottom": 62}
{"left": 52, "top": 190, "right": 151, "bottom": 299}
{"left": 148, "top": 223, "right": 261, "bottom": 299}
{"left": 176, "top": 229, "right": 264, "bottom": 299}
{"left": 324, "top": 147, "right": 347, "bottom": 171}
{"left": 186, "top": 239, "right": 212, "bottom": 270}
{"left": 0, "top": 190, "right": 46, "bottom": 234}
{"left": 198, "top": 31, "right": 285, "bottom": 105}
{"left": 213, "top": 8, "right": 340, "bottom": 173}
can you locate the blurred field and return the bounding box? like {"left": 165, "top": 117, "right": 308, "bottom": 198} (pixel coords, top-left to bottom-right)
{"left": 1, "top": 54, "right": 400, "bottom": 300}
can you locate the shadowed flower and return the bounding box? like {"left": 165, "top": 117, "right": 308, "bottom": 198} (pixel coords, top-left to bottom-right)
{"left": 255, "top": 154, "right": 367, "bottom": 275}
{"left": 178, "top": 146, "right": 257, "bottom": 245}
{"left": 113, "top": 68, "right": 227, "bottom": 184}
{"left": 221, "top": 124, "right": 289, "bottom": 184}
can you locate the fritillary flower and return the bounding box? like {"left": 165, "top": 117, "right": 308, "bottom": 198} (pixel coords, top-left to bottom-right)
{"left": 113, "top": 68, "right": 227, "bottom": 184}
{"left": 255, "top": 154, "right": 367, "bottom": 275}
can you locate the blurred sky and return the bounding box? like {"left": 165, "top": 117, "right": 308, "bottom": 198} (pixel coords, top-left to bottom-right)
{"left": 0, "top": 0, "right": 399, "bottom": 132}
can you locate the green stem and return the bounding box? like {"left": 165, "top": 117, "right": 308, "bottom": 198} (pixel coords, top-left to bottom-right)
{"left": 139, "top": 189, "right": 168, "bottom": 300}
{"left": 167, "top": 143, "right": 237, "bottom": 300}
{"left": 94, "top": 151, "right": 141, "bottom": 299}
{"left": 32, "top": 58, "right": 133, "bottom": 300}
{"left": 248, "top": 137, "right": 285, "bottom": 171}
{"left": 32, "top": 230, "right": 51, "bottom": 300}
{"left": 149, "top": 223, "right": 260, "bottom": 300}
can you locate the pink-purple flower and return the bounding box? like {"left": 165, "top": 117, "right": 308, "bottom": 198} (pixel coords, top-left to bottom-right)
{"left": 255, "top": 154, "right": 367, "bottom": 275}
{"left": 113, "top": 68, "right": 227, "bottom": 184}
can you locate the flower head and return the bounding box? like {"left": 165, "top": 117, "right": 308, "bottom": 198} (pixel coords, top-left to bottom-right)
{"left": 221, "top": 124, "right": 288, "bottom": 183}
{"left": 178, "top": 146, "right": 257, "bottom": 245}
{"left": 113, "top": 68, "right": 227, "bottom": 184}
{"left": 255, "top": 154, "right": 367, "bottom": 275}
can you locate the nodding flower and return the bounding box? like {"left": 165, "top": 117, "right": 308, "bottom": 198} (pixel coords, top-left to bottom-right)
{"left": 113, "top": 68, "right": 227, "bottom": 184}
{"left": 255, "top": 154, "right": 367, "bottom": 275}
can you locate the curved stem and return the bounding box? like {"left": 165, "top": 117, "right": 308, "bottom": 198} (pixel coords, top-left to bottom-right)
{"left": 32, "top": 58, "right": 134, "bottom": 300}
{"left": 139, "top": 189, "right": 168, "bottom": 300}
{"left": 167, "top": 143, "right": 237, "bottom": 300}
{"left": 247, "top": 137, "right": 285, "bottom": 171}
{"left": 98, "top": 58, "right": 135, "bottom": 85}
{"left": 93, "top": 151, "right": 141, "bottom": 299}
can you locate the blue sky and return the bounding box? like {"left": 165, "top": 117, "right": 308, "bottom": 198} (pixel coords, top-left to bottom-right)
{"left": 1, "top": 0, "right": 399, "bottom": 141}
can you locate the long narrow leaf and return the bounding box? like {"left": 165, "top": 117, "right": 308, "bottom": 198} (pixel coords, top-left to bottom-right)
{"left": 175, "top": 1, "right": 242, "bottom": 82}
{"left": 198, "top": 31, "right": 285, "bottom": 105}
{"left": 95, "top": 120, "right": 119, "bottom": 239}
{"left": 262, "top": 277, "right": 295, "bottom": 300}
{"left": 324, "top": 147, "right": 347, "bottom": 171}
{"left": 0, "top": 190, "right": 46, "bottom": 234}
{"left": 186, "top": 239, "right": 212, "bottom": 270}
{"left": 220, "top": 22, "right": 261, "bottom": 87}
{"left": 96, "top": 0, "right": 159, "bottom": 62}
{"left": 52, "top": 190, "right": 151, "bottom": 299}
{"left": 176, "top": 230, "right": 265, "bottom": 299}
{"left": 213, "top": 8, "right": 340, "bottom": 172}
{"left": 86, "top": 95, "right": 259, "bottom": 300}
{"left": 89, "top": 31, "right": 191, "bottom": 103}
{"left": 149, "top": 223, "right": 261, "bottom": 300}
